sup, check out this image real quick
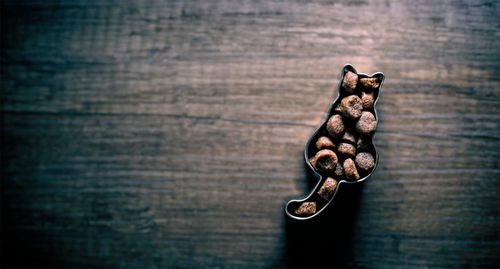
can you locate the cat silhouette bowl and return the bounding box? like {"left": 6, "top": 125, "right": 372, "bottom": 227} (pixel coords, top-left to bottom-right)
{"left": 285, "top": 64, "right": 384, "bottom": 221}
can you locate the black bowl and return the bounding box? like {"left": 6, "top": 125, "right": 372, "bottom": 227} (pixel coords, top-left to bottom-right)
{"left": 285, "top": 64, "right": 385, "bottom": 220}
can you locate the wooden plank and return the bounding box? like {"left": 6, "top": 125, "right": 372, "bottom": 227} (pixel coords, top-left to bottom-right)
{"left": 1, "top": 0, "right": 499, "bottom": 268}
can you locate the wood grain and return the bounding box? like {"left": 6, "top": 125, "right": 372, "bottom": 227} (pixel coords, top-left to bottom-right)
{"left": 1, "top": 0, "right": 499, "bottom": 268}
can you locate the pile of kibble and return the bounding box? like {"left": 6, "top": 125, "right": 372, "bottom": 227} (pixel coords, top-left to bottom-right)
{"left": 294, "top": 70, "right": 381, "bottom": 217}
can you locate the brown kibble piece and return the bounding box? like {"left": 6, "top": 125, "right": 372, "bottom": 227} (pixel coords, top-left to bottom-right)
{"left": 359, "top": 77, "right": 380, "bottom": 91}
{"left": 343, "top": 158, "right": 360, "bottom": 180}
{"left": 342, "top": 71, "right": 358, "bottom": 94}
{"left": 326, "top": 114, "right": 345, "bottom": 138}
{"left": 333, "top": 163, "right": 344, "bottom": 177}
{"left": 338, "top": 143, "right": 356, "bottom": 159}
{"left": 355, "top": 152, "right": 375, "bottom": 172}
{"left": 341, "top": 131, "right": 356, "bottom": 144}
{"left": 294, "top": 202, "right": 317, "bottom": 216}
{"left": 355, "top": 111, "right": 377, "bottom": 135}
{"left": 312, "top": 149, "right": 338, "bottom": 173}
{"left": 361, "top": 91, "right": 375, "bottom": 110}
{"left": 317, "top": 177, "right": 338, "bottom": 200}
{"left": 315, "top": 136, "right": 335, "bottom": 150}
{"left": 339, "top": 95, "right": 363, "bottom": 119}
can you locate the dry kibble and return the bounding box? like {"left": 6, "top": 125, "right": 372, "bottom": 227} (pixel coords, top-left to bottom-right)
{"left": 338, "top": 143, "right": 356, "bottom": 159}
{"left": 361, "top": 91, "right": 375, "bottom": 110}
{"left": 312, "top": 149, "right": 338, "bottom": 173}
{"left": 333, "top": 163, "right": 344, "bottom": 177}
{"left": 317, "top": 177, "right": 338, "bottom": 200}
{"left": 315, "top": 136, "right": 335, "bottom": 150}
{"left": 294, "top": 202, "right": 317, "bottom": 216}
{"left": 355, "top": 111, "right": 377, "bottom": 135}
{"left": 342, "top": 71, "right": 358, "bottom": 94}
{"left": 338, "top": 95, "right": 363, "bottom": 119}
{"left": 326, "top": 114, "right": 345, "bottom": 138}
{"left": 355, "top": 152, "right": 375, "bottom": 172}
{"left": 343, "top": 158, "right": 360, "bottom": 180}
{"left": 341, "top": 131, "right": 356, "bottom": 144}
{"left": 359, "top": 77, "right": 380, "bottom": 90}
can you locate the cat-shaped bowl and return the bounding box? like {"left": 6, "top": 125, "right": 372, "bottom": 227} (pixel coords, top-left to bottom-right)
{"left": 285, "top": 64, "right": 384, "bottom": 220}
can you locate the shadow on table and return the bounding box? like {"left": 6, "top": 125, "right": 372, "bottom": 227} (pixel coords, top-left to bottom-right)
{"left": 1, "top": 195, "right": 60, "bottom": 268}
{"left": 284, "top": 169, "right": 364, "bottom": 268}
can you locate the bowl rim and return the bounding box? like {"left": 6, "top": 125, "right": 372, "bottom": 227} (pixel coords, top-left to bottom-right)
{"left": 285, "top": 63, "right": 385, "bottom": 221}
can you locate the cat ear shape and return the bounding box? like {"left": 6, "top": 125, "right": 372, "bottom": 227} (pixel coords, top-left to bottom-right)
{"left": 358, "top": 72, "right": 384, "bottom": 111}
{"left": 359, "top": 72, "right": 384, "bottom": 92}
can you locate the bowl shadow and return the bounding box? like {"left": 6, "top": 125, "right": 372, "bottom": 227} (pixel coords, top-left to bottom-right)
{"left": 284, "top": 167, "right": 364, "bottom": 268}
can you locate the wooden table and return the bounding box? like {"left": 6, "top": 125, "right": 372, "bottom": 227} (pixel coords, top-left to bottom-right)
{"left": 1, "top": 1, "right": 499, "bottom": 268}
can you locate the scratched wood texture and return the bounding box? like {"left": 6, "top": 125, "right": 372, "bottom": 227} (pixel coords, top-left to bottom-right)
{"left": 1, "top": 0, "right": 499, "bottom": 268}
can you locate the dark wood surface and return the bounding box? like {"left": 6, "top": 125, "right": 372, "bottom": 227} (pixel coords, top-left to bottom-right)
{"left": 1, "top": 0, "right": 499, "bottom": 268}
